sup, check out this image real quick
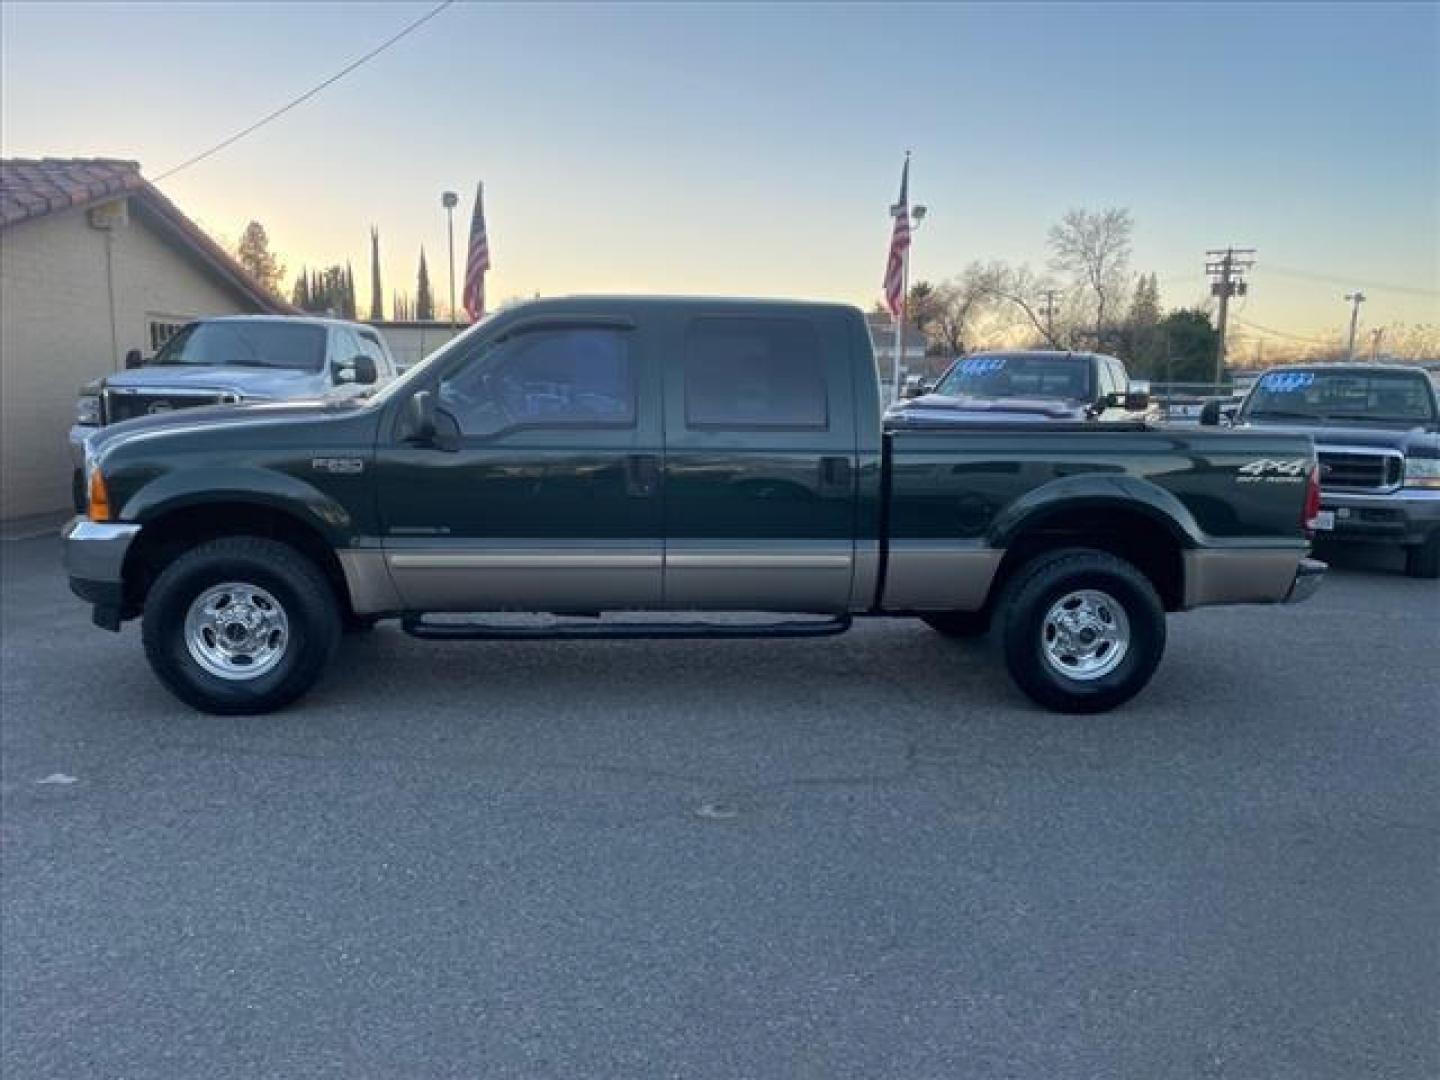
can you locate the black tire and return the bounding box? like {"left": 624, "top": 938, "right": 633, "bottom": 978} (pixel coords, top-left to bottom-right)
{"left": 142, "top": 537, "right": 341, "bottom": 715}
{"left": 921, "top": 611, "right": 990, "bottom": 638}
{"left": 1404, "top": 534, "right": 1440, "bottom": 579}
{"left": 997, "top": 548, "right": 1166, "bottom": 714}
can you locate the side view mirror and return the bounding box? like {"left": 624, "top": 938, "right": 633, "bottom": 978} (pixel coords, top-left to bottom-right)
{"left": 335, "top": 354, "right": 378, "bottom": 386}
{"left": 1199, "top": 399, "right": 1230, "bottom": 426}
{"left": 1124, "top": 389, "right": 1151, "bottom": 411}
{"left": 902, "top": 380, "right": 934, "bottom": 399}
{"left": 406, "top": 390, "right": 437, "bottom": 442}
{"left": 124, "top": 348, "right": 144, "bottom": 369}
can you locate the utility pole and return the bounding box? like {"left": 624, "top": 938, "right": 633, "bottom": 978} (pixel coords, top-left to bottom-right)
{"left": 1040, "top": 289, "right": 1060, "bottom": 346}
{"left": 1370, "top": 326, "right": 1384, "bottom": 361}
{"left": 1205, "top": 247, "right": 1255, "bottom": 386}
{"left": 1345, "top": 291, "right": 1366, "bottom": 360}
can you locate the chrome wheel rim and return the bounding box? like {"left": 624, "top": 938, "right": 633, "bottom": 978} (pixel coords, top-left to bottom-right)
{"left": 1041, "top": 589, "right": 1129, "bottom": 682}
{"left": 184, "top": 582, "right": 289, "bottom": 681}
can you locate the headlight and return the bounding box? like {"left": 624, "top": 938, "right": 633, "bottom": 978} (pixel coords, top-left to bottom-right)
{"left": 1404, "top": 457, "right": 1440, "bottom": 489}
{"left": 75, "top": 395, "right": 101, "bottom": 426}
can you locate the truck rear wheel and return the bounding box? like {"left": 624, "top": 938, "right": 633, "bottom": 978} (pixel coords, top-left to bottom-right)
{"left": 141, "top": 537, "right": 341, "bottom": 715}
{"left": 998, "top": 548, "right": 1166, "bottom": 714}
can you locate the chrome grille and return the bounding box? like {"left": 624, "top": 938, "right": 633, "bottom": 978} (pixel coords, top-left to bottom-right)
{"left": 1317, "top": 448, "right": 1402, "bottom": 493}
{"left": 103, "top": 388, "right": 234, "bottom": 424}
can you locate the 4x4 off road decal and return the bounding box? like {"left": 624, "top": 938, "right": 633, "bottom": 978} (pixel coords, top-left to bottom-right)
{"left": 1237, "top": 458, "right": 1309, "bottom": 483}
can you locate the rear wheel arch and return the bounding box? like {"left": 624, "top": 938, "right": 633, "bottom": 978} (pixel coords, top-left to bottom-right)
{"left": 989, "top": 500, "right": 1189, "bottom": 612}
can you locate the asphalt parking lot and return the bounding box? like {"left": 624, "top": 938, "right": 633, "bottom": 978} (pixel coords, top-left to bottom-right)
{"left": 2, "top": 531, "right": 1436, "bottom": 1079}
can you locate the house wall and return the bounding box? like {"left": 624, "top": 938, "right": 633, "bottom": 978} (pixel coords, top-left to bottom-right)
{"left": 0, "top": 199, "right": 255, "bottom": 518}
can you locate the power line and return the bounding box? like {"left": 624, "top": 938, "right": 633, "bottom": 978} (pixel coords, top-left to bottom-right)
{"left": 153, "top": 1, "right": 455, "bottom": 183}
{"left": 1230, "top": 316, "right": 1331, "bottom": 345}
{"left": 1257, "top": 262, "right": 1440, "bottom": 298}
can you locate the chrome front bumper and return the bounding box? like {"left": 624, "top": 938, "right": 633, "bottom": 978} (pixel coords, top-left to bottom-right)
{"left": 63, "top": 517, "right": 141, "bottom": 629}
{"left": 1284, "top": 557, "right": 1327, "bottom": 604}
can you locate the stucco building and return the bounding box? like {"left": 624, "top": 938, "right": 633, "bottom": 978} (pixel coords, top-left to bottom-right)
{"left": 0, "top": 158, "right": 287, "bottom": 519}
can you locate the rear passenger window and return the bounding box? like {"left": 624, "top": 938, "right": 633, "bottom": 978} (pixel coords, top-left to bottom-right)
{"left": 684, "top": 317, "right": 827, "bottom": 429}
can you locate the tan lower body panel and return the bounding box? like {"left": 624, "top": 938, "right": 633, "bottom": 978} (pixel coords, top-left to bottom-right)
{"left": 881, "top": 541, "right": 1002, "bottom": 612}
{"left": 384, "top": 544, "right": 663, "bottom": 611}
{"left": 663, "top": 540, "right": 855, "bottom": 612}
{"left": 1182, "top": 548, "right": 1303, "bottom": 608}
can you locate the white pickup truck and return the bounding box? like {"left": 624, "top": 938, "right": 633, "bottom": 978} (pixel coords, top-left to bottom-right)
{"left": 69, "top": 315, "right": 399, "bottom": 508}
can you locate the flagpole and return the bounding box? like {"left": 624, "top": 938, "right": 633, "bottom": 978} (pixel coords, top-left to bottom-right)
{"left": 892, "top": 249, "right": 907, "bottom": 403}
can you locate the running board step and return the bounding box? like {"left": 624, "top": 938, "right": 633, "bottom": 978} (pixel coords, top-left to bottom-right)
{"left": 402, "top": 613, "right": 852, "bottom": 641}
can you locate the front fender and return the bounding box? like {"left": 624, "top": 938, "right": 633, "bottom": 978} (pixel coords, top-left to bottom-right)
{"left": 119, "top": 466, "right": 355, "bottom": 545}
{"left": 986, "top": 473, "right": 1204, "bottom": 549}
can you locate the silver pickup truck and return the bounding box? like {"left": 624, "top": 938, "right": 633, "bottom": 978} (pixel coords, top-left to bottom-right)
{"left": 69, "top": 315, "right": 398, "bottom": 509}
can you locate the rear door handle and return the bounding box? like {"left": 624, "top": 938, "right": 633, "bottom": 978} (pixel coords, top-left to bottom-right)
{"left": 624, "top": 453, "right": 661, "bottom": 498}
{"left": 819, "top": 455, "right": 852, "bottom": 493}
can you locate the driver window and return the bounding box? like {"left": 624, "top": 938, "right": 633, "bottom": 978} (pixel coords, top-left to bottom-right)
{"left": 439, "top": 328, "right": 634, "bottom": 436}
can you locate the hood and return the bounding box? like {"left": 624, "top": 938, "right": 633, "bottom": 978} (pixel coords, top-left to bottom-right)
{"left": 86, "top": 398, "right": 367, "bottom": 456}
{"left": 889, "top": 392, "right": 1088, "bottom": 423}
{"left": 1238, "top": 418, "right": 1439, "bottom": 454}
{"left": 100, "top": 364, "right": 323, "bottom": 398}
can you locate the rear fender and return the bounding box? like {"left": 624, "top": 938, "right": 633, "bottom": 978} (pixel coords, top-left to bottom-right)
{"left": 987, "top": 473, "right": 1203, "bottom": 550}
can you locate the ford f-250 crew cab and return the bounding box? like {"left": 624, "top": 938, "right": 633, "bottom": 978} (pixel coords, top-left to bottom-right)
{"left": 64, "top": 297, "right": 1325, "bottom": 716}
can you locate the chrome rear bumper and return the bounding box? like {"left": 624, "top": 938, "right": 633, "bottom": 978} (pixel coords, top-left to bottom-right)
{"left": 1284, "top": 558, "right": 1326, "bottom": 604}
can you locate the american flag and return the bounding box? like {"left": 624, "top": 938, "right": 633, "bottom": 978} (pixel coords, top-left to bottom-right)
{"left": 462, "top": 181, "right": 491, "bottom": 321}
{"left": 882, "top": 155, "right": 910, "bottom": 317}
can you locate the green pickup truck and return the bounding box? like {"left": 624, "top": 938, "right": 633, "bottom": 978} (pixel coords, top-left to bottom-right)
{"left": 65, "top": 297, "right": 1325, "bottom": 716}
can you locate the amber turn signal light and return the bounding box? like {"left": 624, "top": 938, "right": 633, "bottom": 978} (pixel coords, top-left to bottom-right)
{"left": 87, "top": 466, "right": 112, "bottom": 523}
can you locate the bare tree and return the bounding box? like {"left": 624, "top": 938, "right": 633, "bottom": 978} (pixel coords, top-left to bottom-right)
{"left": 1048, "top": 207, "right": 1133, "bottom": 344}
{"left": 970, "top": 263, "right": 1067, "bottom": 348}
{"left": 925, "top": 264, "right": 1005, "bottom": 355}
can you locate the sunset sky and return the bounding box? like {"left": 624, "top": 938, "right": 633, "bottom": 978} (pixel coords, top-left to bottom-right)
{"left": 4, "top": 1, "right": 1437, "bottom": 357}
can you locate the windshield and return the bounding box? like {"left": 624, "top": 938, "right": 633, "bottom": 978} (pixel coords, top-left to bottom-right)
{"left": 1241, "top": 369, "right": 1438, "bottom": 425}
{"left": 935, "top": 354, "right": 1091, "bottom": 401}
{"left": 152, "top": 321, "right": 327, "bottom": 372}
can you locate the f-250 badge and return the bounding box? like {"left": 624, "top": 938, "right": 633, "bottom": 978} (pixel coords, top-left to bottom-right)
{"left": 311, "top": 457, "right": 365, "bottom": 475}
{"left": 1237, "top": 458, "right": 1308, "bottom": 483}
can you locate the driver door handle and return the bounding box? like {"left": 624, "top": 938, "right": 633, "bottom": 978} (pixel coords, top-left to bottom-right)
{"left": 624, "top": 454, "right": 661, "bottom": 498}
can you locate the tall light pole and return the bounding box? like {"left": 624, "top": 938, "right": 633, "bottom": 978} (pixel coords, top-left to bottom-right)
{"left": 890, "top": 203, "right": 927, "bottom": 403}
{"left": 1345, "top": 291, "right": 1366, "bottom": 360}
{"left": 1370, "top": 327, "right": 1384, "bottom": 362}
{"left": 441, "top": 190, "right": 459, "bottom": 331}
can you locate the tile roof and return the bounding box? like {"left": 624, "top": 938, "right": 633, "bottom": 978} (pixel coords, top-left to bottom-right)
{"left": 0, "top": 158, "right": 144, "bottom": 228}
{"left": 0, "top": 156, "right": 295, "bottom": 315}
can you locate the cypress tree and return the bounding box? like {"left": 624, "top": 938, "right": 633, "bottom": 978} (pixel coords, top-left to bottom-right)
{"left": 416, "top": 249, "right": 434, "bottom": 320}
{"left": 369, "top": 228, "right": 384, "bottom": 321}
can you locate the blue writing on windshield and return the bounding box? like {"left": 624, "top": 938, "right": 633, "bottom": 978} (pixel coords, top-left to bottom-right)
{"left": 1260, "top": 371, "right": 1314, "bottom": 393}
{"left": 961, "top": 357, "right": 1007, "bottom": 376}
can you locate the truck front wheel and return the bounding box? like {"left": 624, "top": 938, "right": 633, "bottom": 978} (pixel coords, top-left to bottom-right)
{"left": 142, "top": 537, "right": 341, "bottom": 715}
{"left": 998, "top": 548, "right": 1166, "bottom": 714}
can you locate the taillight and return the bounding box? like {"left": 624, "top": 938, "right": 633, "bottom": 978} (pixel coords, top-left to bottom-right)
{"left": 1303, "top": 462, "right": 1321, "bottom": 530}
